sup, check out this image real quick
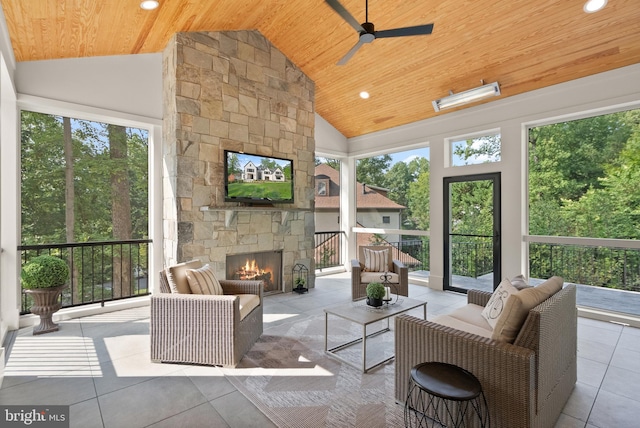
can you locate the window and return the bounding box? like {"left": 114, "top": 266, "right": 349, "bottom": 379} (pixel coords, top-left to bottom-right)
{"left": 355, "top": 146, "right": 430, "bottom": 271}
{"left": 527, "top": 108, "right": 640, "bottom": 298}
{"left": 21, "top": 111, "right": 149, "bottom": 245}
{"left": 449, "top": 132, "right": 501, "bottom": 166}
{"left": 314, "top": 156, "right": 343, "bottom": 269}
{"left": 316, "top": 179, "right": 328, "bottom": 196}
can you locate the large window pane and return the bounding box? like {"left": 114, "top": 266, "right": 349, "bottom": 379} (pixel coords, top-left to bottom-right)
{"left": 528, "top": 109, "right": 640, "bottom": 308}
{"left": 354, "top": 147, "right": 430, "bottom": 272}
{"left": 314, "top": 157, "right": 343, "bottom": 269}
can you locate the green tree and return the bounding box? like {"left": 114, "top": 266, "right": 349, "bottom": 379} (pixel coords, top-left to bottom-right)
{"left": 356, "top": 155, "right": 391, "bottom": 187}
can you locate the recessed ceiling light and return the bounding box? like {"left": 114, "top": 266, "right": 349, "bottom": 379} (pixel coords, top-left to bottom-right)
{"left": 359, "top": 91, "right": 370, "bottom": 99}
{"left": 583, "top": 0, "right": 607, "bottom": 13}
{"left": 140, "top": 0, "right": 159, "bottom": 10}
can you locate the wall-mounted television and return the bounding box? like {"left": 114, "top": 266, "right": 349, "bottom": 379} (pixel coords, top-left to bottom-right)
{"left": 224, "top": 150, "right": 294, "bottom": 204}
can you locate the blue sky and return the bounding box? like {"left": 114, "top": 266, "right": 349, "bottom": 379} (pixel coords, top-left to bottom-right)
{"left": 388, "top": 147, "right": 430, "bottom": 166}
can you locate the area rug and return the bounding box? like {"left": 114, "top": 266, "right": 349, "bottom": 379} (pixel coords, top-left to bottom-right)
{"left": 223, "top": 313, "right": 405, "bottom": 428}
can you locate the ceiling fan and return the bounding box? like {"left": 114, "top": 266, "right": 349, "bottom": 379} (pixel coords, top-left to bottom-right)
{"left": 326, "top": 0, "right": 434, "bottom": 65}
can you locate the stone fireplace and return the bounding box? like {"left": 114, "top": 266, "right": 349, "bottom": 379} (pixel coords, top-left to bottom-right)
{"left": 226, "top": 250, "right": 283, "bottom": 293}
{"left": 162, "top": 30, "right": 316, "bottom": 292}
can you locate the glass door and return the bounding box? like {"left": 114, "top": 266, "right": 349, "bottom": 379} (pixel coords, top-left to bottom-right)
{"left": 443, "top": 173, "right": 501, "bottom": 293}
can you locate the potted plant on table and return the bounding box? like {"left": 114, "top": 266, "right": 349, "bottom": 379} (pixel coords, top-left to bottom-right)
{"left": 21, "top": 255, "right": 70, "bottom": 335}
{"left": 366, "top": 282, "right": 386, "bottom": 307}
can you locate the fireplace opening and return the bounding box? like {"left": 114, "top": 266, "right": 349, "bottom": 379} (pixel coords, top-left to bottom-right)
{"left": 226, "top": 250, "right": 283, "bottom": 294}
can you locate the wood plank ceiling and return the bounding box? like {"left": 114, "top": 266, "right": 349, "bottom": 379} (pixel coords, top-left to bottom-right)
{"left": 2, "top": 0, "right": 639, "bottom": 138}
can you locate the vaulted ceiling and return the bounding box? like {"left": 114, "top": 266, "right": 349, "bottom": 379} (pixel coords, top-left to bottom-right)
{"left": 1, "top": 0, "right": 639, "bottom": 138}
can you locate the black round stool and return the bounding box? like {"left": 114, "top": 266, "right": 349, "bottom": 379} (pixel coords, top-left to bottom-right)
{"left": 404, "top": 362, "right": 489, "bottom": 428}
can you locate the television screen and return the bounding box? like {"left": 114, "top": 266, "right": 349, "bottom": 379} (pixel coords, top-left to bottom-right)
{"left": 224, "top": 150, "right": 294, "bottom": 204}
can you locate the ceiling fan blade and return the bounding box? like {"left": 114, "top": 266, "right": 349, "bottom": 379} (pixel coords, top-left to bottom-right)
{"left": 325, "top": 0, "right": 365, "bottom": 33}
{"left": 375, "top": 23, "right": 434, "bottom": 39}
{"left": 337, "top": 39, "right": 365, "bottom": 65}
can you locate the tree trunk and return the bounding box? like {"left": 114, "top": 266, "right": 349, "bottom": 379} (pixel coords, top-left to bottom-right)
{"left": 109, "top": 125, "right": 132, "bottom": 298}
{"left": 63, "top": 117, "right": 80, "bottom": 304}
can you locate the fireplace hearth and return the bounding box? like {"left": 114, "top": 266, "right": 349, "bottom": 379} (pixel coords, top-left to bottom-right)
{"left": 226, "top": 250, "right": 283, "bottom": 294}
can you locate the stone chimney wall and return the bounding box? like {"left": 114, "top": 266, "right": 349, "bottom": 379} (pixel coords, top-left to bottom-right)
{"left": 162, "top": 30, "right": 315, "bottom": 291}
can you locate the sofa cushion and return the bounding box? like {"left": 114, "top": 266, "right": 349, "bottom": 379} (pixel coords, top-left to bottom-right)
{"left": 166, "top": 260, "right": 202, "bottom": 294}
{"left": 361, "top": 271, "right": 399, "bottom": 284}
{"left": 481, "top": 278, "right": 519, "bottom": 329}
{"left": 491, "top": 276, "right": 564, "bottom": 342}
{"left": 238, "top": 294, "right": 260, "bottom": 320}
{"left": 185, "top": 264, "right": 223, "bottom": 295}
{"left": 363, "top": 248, "right": 389, "bottom": 272}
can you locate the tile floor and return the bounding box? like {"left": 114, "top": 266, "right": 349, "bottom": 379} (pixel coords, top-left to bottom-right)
{"left": 1, "top": 272, "right": 639, "bottom": 427}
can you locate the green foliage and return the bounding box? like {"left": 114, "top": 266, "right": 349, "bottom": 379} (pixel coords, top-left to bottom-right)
{"left": 366, "top": 282, "right": 386, "bottom": 299}
{"left": 21, "top": 255, "right": 70, "bottom": 289}
{"left": 356, "top": 155, "right": 391, "bottom": 187}
{"left": 21, "top": 111, "right": 149, "bottom": 245}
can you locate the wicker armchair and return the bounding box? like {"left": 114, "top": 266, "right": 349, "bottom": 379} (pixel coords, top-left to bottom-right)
{"left": 395, "top": 284, "right": 577, "bottom": 428}
{"left": 150, "top": 268, "right": 263, "bottom": 368}
{"left": 351, "top": 245, "right": 408, "bottom": 301}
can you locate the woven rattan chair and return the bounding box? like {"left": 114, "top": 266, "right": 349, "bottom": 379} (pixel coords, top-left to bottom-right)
{"left": 351, "top": 245, "right": 408, "bottom": 301}
{"left": 395, "top": 284, "right": 577, "bottom": 428}
{"left": 150, "top": 269, "right": 263, "bottom": 368}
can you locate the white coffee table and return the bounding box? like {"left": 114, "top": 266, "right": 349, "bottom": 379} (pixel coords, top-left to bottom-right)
{"left": 324, "top": 297, "right": 427, "bottom": 373}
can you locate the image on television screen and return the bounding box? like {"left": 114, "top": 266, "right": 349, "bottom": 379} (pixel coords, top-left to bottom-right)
{"left": 225, "top": 151, "right": 294, "bottom": 203}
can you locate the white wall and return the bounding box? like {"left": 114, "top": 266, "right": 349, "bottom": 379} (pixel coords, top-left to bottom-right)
{"left": 348, "top": 63, "right": 640, "bottom": 289}
{"left": 16, "top": 54, "right": 163, "bottom": 120}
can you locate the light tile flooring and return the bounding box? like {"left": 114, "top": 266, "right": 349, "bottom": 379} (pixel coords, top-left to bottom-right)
{"left": 1, "top": 272, "right": 639, "bottom": 428}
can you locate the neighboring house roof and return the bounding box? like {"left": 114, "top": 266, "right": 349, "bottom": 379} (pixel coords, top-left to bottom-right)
{"left": 314, "top": 164, "right": 405, "bottom": 210}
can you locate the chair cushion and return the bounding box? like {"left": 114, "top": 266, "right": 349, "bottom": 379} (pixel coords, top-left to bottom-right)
{"left": 432, "top": 313, "right": 493, "bottom": 339}
{"left": 447, "top": 303, "right": 492, "bottom": 330}
{"left": 481, "top": 278, "right": 519, "bottom": 329}
{"left": 185, "top": 264, "right": 223, "bottom": 295}
{"left": 166, "top": 260, "right": 202, "bottom": 294}
{"left": 363, "top": 248, "right": 389, "bottom": 272}
{"left": 361, "top": 271, "right": 399, "bottom": 284}
{"left": 491, "top": 276, "right": 564, "bottom": 343}
{"left": 238, "top": 294, "right": 260, "bottom": 320}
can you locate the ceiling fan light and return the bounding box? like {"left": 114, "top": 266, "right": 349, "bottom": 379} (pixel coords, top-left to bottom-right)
{"left": 140, "top": 0, "right": 159, "bottom": 10}
{"left": 584, "top": 0, "right": 607, "bottom": 13}
{"left": 432, "top": 82, "right": 500, "bottom": 112}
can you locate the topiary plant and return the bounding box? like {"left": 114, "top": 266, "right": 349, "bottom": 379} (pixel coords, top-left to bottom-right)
{"left": 366, "top": 282, "right": 386, "bottom": 300}
{"left": 21, "top": 255, "right": 70, "bottom": 289}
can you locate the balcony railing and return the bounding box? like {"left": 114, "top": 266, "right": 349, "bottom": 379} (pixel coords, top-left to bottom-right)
{"left": 314, "top": 231, "right": 345, "bottom": 269}
{"left": 529, "top": 242, "right": 640, "bottom": 292}
{"left": 18, "top": 239, "right": 151, "bottom": 315}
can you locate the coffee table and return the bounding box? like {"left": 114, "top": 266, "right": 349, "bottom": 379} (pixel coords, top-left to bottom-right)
{"left": 324, "top": 297, "right": 427, "bottom": 373}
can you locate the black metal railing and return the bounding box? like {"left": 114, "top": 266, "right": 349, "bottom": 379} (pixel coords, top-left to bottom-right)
{"left": 314, "top": 231, "right": 345, "bottom": 269}
{"left": 393, "top": 238, "right": 430, "bottom": 271}
{"left": 18, "top": 239, "right": 152, "bottom": 314}
{"left": 530, "top": 243, "right": 640, "bottom": 292}
{"left": 450, "top": 236, "right": 494, "bottom": 278}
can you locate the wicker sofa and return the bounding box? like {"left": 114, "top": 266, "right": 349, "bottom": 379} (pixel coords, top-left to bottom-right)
{"left": 150, "top": 261, "right": 263, "bottom": 368}
{"left": 395, "top": 282, "right": 577, "bottom": 428}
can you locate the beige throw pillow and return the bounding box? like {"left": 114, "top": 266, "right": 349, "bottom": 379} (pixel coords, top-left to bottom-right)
{"left": 481, "top": 278, "right": 519, "bottom": 329}
{"left": 185, "top": 264, "right": 223, "bottom": 295}
{"left": 491, "top": 276, "right": 564, "bottom": 343}
{"left": 363, "top": 248, "right": 388, "bottom": 272}
{"left": 166, "top": 260, "right": 202, "bottom": 294}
